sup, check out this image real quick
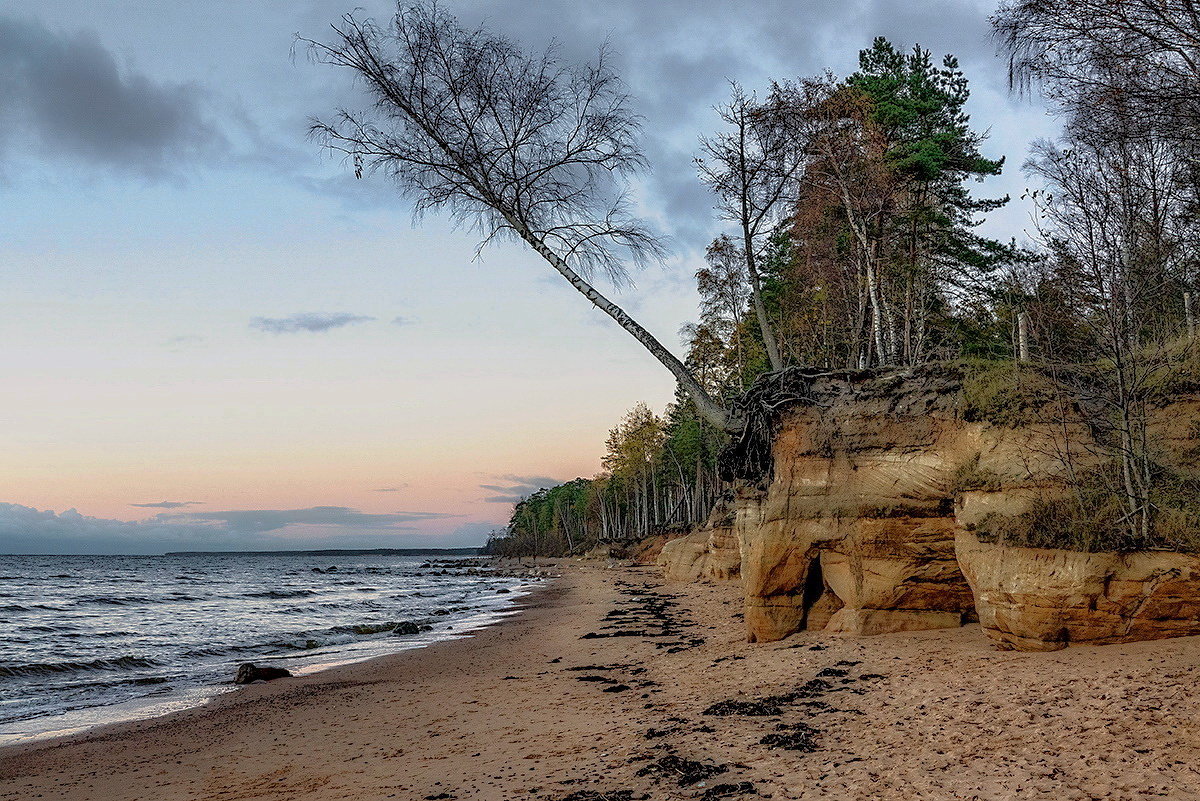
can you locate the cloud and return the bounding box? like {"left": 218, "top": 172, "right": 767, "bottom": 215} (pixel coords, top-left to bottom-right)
{"left": 0, "top": 14, "right": 222, "bottom": 174}
{"left": 0, "top": 502, "right": 467, "bottom": 555}
{"left": 158, "top": 505, "right": 459, "bottom": 534}
{"left": 452, "top": 520, "right": 508, "bottom": 543}
{"left": 372, "top": 486, "right": 408, "bottom": 492}
{"left": 479, "top": 474, "right": 566, "bottom": 504}
{"left": 249, "top": 312, "right": 375, "bottom": 334}
{"left": 130, "top": 500, "right": 203, "bottom": 509}
{"left": 391, "top": 316, "right": 410, "bottom": 326}
{"left": 0, "top": 502, "right": 225, "bottom": 555}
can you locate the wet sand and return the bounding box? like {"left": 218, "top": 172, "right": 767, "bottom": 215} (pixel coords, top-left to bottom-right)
{"left": 4, "top": 563, "right": 1200, "bottom": 800}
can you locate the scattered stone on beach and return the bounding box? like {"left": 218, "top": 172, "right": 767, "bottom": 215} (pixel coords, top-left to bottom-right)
{"left": 781, "top": 678, "right": 834, "bottom": 699}
{"left": 566, "top": 664, "right": 627, "bottom": 671}
{"left": 233, "top": 663, "right": 292, "bottom": 684}
{"left": 816, "top": 667, "right": 849, "bottom": 678}
{"left": 601, "top": 683, "right": 631, "bottom": 693}
{"left": 392, "top": 621, "right": 422, "bottom": 636}
{"left": 350, "top": 622, "right": 398, "bottom": 635}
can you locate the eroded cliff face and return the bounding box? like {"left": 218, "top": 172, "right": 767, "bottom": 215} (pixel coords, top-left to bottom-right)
{"left": 956, "top": 530, "right": 1200, "bottom": 650}
{"left": 732, "top": 368, "right": 1070, "bottom": 642}
{"left": 658, "top": 499, "right": 740, "bottom": 582}
{"left": 689, "top": 366, "right": 1200, "bottom": 651}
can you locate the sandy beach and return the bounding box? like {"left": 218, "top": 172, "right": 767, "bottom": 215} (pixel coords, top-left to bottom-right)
{"left": 3, "top": 563, "right": 1200, "bottom": 800}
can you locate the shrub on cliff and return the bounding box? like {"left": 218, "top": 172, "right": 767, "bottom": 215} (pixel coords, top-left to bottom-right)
{"left": 959, "top": 359, "right": 1058, "bottom": 427}
{"left": 976, "top": 464, "right": 1200, "bottom": 554}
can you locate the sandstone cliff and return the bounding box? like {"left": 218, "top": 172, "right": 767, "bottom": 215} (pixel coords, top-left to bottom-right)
{"left": 676, "top": 364, "right": 1200, "bottom": 651}
{"left": 957, "top": 530, "right": 1200, "bottom": 650}
{"left": 658, "top": 498, "right": 740, "bottom": 582}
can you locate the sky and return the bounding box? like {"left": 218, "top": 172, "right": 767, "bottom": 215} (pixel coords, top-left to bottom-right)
{"left": 0, "top": 0, "right": 1058, "bottom": 554}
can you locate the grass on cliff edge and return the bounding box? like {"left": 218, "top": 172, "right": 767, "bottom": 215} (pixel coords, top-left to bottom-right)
{"left": 958, "top": 358, "right": 1061, "bottom": 427}
{"left": 957, "top": 338, "right": 1200, "bottom": 427}
{"left": 974, "top": 465, "right": 1200, "bottom": 553}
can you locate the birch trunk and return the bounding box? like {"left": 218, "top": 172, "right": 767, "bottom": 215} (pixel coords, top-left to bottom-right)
{"left": 505, "top": 214, "right": 729, "bottom": 430}
{"left": 742, "top": 222, "right": 783, "bottom": 371}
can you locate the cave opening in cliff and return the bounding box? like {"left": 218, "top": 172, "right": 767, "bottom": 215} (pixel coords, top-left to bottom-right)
{"left": 800, "top": 554, "right": 831, "bottom": 629}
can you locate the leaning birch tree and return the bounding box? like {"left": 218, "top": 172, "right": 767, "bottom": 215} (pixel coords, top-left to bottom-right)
{"left": 303, "top": 1, "right": 730, "bottom": 429}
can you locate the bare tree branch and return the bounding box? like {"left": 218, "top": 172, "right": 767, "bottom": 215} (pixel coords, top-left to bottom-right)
{"left": 302, "top": 1, "right": 731, "bottom": 429}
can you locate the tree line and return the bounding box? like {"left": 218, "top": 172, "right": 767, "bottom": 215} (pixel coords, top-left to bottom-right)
{"left": 484, "top": 398, "right": 725, "bottom": 558}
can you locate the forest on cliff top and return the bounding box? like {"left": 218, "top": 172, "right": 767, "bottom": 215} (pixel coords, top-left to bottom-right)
{"left": 303, "top": 1, "right": 1200, "bottom": 557}
{"left": 482, "top": 1, "right": 1200, "bottom": 558}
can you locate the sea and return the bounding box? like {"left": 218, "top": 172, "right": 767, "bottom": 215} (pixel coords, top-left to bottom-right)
{"left": 0, "top": 552, "right": 538, "bottom": 746}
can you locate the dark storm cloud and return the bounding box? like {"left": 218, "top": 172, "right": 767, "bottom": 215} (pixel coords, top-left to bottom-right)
{"left": 130, "top": 501, "right": 203, "bottom": 509}
{"left": 480, "top": 474, "right": 566, "bottom": 504}
{"left": 250, "top": 312, "right": 375, "bottom": 334}
{"left": 0, "top": 14, "right": 222, "bottom": 173}
{"left": 0, "top": 503, "right": 222, "bottom": 554}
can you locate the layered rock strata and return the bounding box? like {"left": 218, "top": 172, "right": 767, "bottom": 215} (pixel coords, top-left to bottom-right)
{"left": 956, "top": 530, "right": 1200, "bottom": 650}
{"left": 658, "top": 500, "right": 741, "bottom": 582}
{"left": 693, "top": 365, "right": 1200, "bottom": 650}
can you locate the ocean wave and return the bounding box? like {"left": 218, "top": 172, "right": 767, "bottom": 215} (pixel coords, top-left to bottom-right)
{"left": 0, "top": 603, "right": 58, "bottom": 612}
{"left": 244, "top": 589, "right": 317, "bottom": 599}
{"left": 0, "top": 656, "right": 162, "bottom": 679}
{"left": 331, "top": 621, "right": 409, "bottom": 636}
{"left": 1, "top": 555, "right": 530, "bottom": 733}
{"left": 73, "top": 596, "right": 155, "bottom": 606}
{"left": 180, "top": 642, "right": 267, "bottom": 658}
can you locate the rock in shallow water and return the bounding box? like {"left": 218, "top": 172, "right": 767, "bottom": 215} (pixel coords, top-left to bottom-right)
{"left": 234, "top": 663, "right": 292, "bottom": 684}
